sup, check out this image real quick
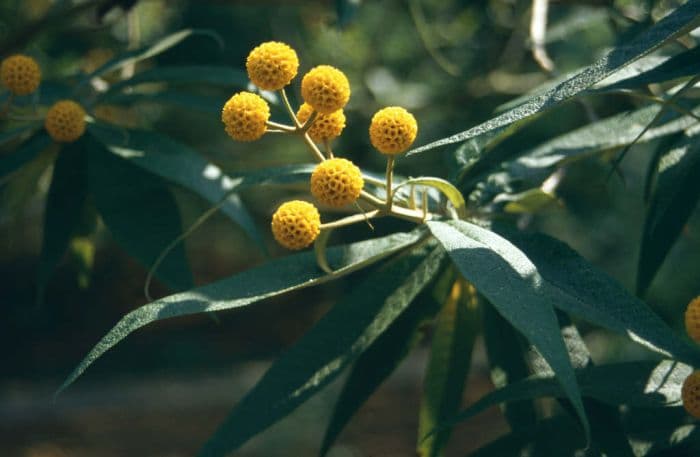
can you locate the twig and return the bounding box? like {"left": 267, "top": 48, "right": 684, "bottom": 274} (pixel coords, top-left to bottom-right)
{"left": 530, "top": 0, "right": 554, "bottom": 73}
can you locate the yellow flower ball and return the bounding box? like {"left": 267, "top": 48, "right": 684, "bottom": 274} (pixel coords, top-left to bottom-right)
{"left": 246, "top": 41, "right": 299, "bottom": 91}
{"left": 685, "top": 296, "right": 700, "bottom": 343}
{"left": 682, "top": 371, "right": 700, "bottom": 418}
{"left": 296, "top": 102, "right": 346, "bottom": 143}
{"left": 301, "top": 65, "right": 350, "bottom": 114}
{"left": 1, "top": 54, "right": 41, "bottom": 96}
{"left": 311, "top": 158, "right": 364, "bottom": 208}
{"left": 271, "top": 200, "right": 321, "bottom": 250}
{"left": 221, "top": 92, "right": 270, "bottom": 142}
{"left": 369, "top": 106, "right": 418, "bottom": 155}
{"left": 45, "top": 100, "right": 86, "bottom": 143}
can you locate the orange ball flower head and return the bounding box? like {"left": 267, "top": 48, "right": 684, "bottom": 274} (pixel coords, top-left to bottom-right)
{"left": 369, "top": 106, "right": 418, "bottom": 155}
{"left": 271, "top": 200, "right": 321, "bottom": 250}
{"left": 246, "top": 41, "right": 299, "bottom": 91}
{"left": 1, "top": 54, "right": 41, "bottom": 96}
{"left": 682, "top": 370, "right": 700, "bottom": 418}
{"left": 685, "top": 296, "right": 700, "bottom": 343}
{"left": 45, "top": 100, "right": 86, "bottom": 143}
{"left": 296, "top": 102, "right": 346, "bottom": 143}
{"left": 310, "top": 158, "right": 364, "bottom": 208}
{"left": 301, "top": 65, "right": 350, "bottom": 114}
{"left": 221, "top": 92, "right": 270, "bottom": 142}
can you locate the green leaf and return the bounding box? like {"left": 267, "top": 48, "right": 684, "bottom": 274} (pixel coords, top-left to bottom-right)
{"left": 503, "top": 229, "right": 700, "bottom": 365}
{"left": 598, "top": 45, "right": 700, "bottom": 92}
{"left": 418, "top": 279, "right": 479, "bottom": 457}
{"left": 319, "top": 274, "right": 440, "bottom": 456}
{"left": 57, "top": 230, "right": 426, "bottom": 395}
{"left": 0, "top": 130, "right": 52, "bottom": 180}
{"left": 36, "top": 137, "right": 91, "bottom": 301}
{"left": 427, "top": 220, "right": 589, "bottom": 439}
{"left": 87, "top": 134, "right": 193, "bottom": 292}
{"left": 482, "top": 302, "right": 538, "bottom": 429}
{"left": 504, "top": 104, "right": 696, "bottom": 186}
{"left": 394, "top": 177, "right": 467, "bottom": 219}
{"left": 100, "top": 90, "right": 225, "bottom": 115}
{"left": 637, "top": 132, "right": 700, "bottom": 295}
{"left": 624, "top": 406, "right": 700, "bottom": 456}
{"left": 0, "top": 123, "right": 39, "bottom": 147}
{"left": 449, "top": 359, "right": 690, "bottom": 428}
{"left": 500, "top": 188, "right": 558, "bottom": 214}
{"left": 469, "top": 415, "right": 584, "bottom": 457}
{"left": 407, "top": 1, "right": 700, "bottom": 156}
{"left": 88, "top": 124, "right": 264, "bottom": 252}
{"left": 78, "top": 29, "right": 222, "bottom": 87}
{"left": 99, "top": 65, "right": 249, "bottom": 101}
{"left": 198, "top": 247, "right": 445, "bottom": 457}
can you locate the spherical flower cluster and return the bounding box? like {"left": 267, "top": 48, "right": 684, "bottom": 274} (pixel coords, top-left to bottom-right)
{"left": 301, "top": 65, "right": 350, "bottom": 114}
{"left": 683, "top": 371, "right": 700, "bottom": 418}
{"left": 296, "top": 102, "right": 346, "bottom": 143}
{"left": 246, "top": 41, "right": 299, "bottom": 91}
{"left": 221, "top": 92, "right": 270, "bottom": 141}
{"left": 369, "top": 106, "right": 418, "bottom": 155}
{"left": 685, "top": 296, "right": 700, "bottom": 343}
{"left": 45, "top": 100, "right": 86, "bottom": 143}
{"left": 1, "top": 54, "right": 41, "bottom": 96}
{"left": 311, "top": 158, "right": 364, "bottom": 207}
{"left": 271, "top": 200, "right": 321, "bottom": 250}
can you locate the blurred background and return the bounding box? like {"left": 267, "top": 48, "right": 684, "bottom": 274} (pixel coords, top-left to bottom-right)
{"left": 1, "top": 0, "right": 699, "bottom": 455}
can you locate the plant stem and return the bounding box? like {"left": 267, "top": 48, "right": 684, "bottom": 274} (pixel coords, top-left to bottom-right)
{"left": 385, "top": 156, "right": 395, "bottom": 210}
{"left": 279, "top": 88, "right": 302, "bottom": 129}
{"left": 300, "top": 132, "right": 327, "bottom": 162}
{"left": 301, "top": 111, "right": 319, "bottom": 133}
{"left": 266, "top": 120, "right": 296, "bottom": 132}
{"left": 320, "top": 210, "right": 381, "bottom": 229}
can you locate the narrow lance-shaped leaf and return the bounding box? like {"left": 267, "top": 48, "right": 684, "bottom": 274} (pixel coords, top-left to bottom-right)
{"left": 447, "top": 359, "right": 690, "bottom": 428}
{"left": 0, "top": 130, "right": 52, "bottom": 180}
{"left": 501, "top": 228, "right": 700, "bottom": 366}
{"left": 88, "top": 124, "right": 265, "bottom": 252}
{"left": 56, "top": 230, "right": 426, "bottom": 395}
{"left": 427, "top": 220, "right": 589, "bottom": 439}
{"left": 408, "top": 1, "right": 700, "bottom": 156}
{"left": 393, "top": 177, "right": 468, "bottom": 219}
{"left": 98, "top": 65, "right": 249, "bottom": 102}
{"left": 87, "top": 134, "right": 193, "bottom": 292}
{"left": 77, "top": 29, "right": 222, "bottom": 88}
{"left": 36, "top": 137, "right": 91, "bottom": 301}
{"left": 418, "top": 279, "right": 479, "bottom": 457}
{"left": 99, "top": 91, "right": 227, "bottom": 115}
{"left": 597, "top": 45, "right": 700, "bottom": 92}
{"left": 319, "top": 271, "right": 442, "bottom": 456}
{"left": 198, "top": 247, "right": 445, "bottom": 457}
{"left": 637, "top": 132, "right": 700, "bottom": 294}
{"left": 482, "top": 302, "right": 538, "bottom": 429}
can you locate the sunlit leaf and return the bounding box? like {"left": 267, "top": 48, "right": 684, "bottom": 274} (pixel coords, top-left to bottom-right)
{"left": 319, "top": 274, "right": 440, "bottom": 456}
{"left": 87, "top": 134, "right": 193, "bottom": 291}
{"left": 198, "top": 247, "right": 445, "bottom": 457}
{"left": 99, "top": 65, "right": 249, "bottom": 101}
{"left": 418, "top": 279, "right": 479, "bottom": 457}
{"left": 57, "top": 230, "right": 427, "bottom": 395}
{"left": 78, "top": 29, "right": 223, "bottom": 87}
{"left": 503, "top": 229, "right": 700, "bottom": 365}
{"left": 637, "top": 131, "right": 700, "bottom": 294}
{"left": 408, "top": 2, "right": 700, "bottom": 156}
{"left": 427, "top": 220, "right": 589, "bottom": 439}
{"left": 88, "top": 124, "right": 264, "bottom": 252}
